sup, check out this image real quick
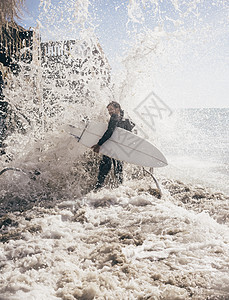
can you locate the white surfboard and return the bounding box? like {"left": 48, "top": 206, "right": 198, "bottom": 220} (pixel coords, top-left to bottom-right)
{"left": 67, "top": 121, "right": 167, "bottom": 168}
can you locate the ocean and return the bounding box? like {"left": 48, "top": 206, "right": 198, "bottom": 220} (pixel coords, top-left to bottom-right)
{"left": 157, "top": 108, "right": 229, "bottom": 195}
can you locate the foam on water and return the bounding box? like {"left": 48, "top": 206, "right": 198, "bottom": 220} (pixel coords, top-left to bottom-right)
{"left": 1, "top": 180, "right": 229, "bottom": 299}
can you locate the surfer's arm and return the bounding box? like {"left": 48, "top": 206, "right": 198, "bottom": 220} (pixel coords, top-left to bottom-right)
{"left": 97, "top": 114, "right": 119, "bottom": 146}
{"left": 91, "top": 114, "right": 118, "bottom": 153}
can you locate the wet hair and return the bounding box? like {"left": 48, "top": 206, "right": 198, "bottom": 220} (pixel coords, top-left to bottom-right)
{"left": 107, "top": 101, "right": 124, "bottom": 117}
{"left": 107, "top": 101, "right": 121, "bottom": 110}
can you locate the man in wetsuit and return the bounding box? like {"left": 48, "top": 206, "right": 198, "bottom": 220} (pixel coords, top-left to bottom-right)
{"left": 91, "top": 101, "right": 134, "bottom": 190}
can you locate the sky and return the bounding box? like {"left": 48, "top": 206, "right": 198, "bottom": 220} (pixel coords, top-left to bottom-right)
{"left": 17, "top": 0, "right": 229, "bottom": 108}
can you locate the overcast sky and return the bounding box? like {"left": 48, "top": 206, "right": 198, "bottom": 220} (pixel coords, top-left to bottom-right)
{"left": 18, "top": 0, "right": 229, "bottom": 108}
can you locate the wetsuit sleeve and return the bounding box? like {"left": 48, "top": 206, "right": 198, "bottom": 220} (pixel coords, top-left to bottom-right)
{"left": 98, "top": 114, "right": 119, "bottom": 146}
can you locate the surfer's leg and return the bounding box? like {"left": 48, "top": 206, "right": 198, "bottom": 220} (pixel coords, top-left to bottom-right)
{"left": 113, "top": 159, "right": 123, "bottom": 185}
{"left": 95, "top": 155, "right": 112, "bottom": 189}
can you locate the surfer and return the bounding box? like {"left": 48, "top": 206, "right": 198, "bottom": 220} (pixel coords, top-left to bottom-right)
{"left": 91, "top": 101, "right": 134, "bottom": 190}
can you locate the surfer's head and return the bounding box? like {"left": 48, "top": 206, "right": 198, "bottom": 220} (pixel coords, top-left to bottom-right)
{"left": 107, "top": 101, "right": 123, "bottom": 116}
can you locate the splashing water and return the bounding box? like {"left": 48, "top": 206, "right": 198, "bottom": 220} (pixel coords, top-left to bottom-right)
{"left": 0, "top": 1, "right": 114, "bottom": 207}
{"left": 0, "top": 1, "right": 229, "bottom": 299}
{"left": 0, "top": 0, "right": 228, "bottom": 208}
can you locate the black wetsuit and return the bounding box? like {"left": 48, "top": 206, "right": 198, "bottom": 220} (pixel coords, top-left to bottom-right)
{"left": 95, "top": 113, "right": 134, "bottom": 189}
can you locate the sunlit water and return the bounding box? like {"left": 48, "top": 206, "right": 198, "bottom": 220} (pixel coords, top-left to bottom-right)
{"left": 157, "top": 108, "right": 229, "bottom": 195}
{"left": 0, "top": 0, "right": 229, "bottom": 299}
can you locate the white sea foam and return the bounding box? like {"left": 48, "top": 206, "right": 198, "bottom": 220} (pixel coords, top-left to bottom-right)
{"left": 1, "top": 179, "right": 229, "bottom": 299}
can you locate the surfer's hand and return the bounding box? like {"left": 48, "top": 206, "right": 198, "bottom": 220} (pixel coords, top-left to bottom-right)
{"left": 91, "top": 144, "right": 100, "bottom": 153}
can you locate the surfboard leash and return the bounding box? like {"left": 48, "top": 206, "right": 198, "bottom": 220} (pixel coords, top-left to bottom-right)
{"left": 142, "top": 167, "right": 162, "bottom": 197}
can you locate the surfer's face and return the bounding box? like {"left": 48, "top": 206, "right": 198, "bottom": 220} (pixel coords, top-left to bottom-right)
{"left": 107, "top": 105, "right": 120, "bottom": 116}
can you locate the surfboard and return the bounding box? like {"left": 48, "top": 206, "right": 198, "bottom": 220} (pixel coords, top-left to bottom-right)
{"left": 67, "top": 121, "right": 168, "bottom": 168}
